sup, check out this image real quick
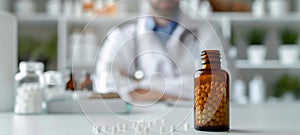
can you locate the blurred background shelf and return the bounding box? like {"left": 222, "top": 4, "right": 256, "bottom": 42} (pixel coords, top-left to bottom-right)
{"left": 2, "top": 0, "right": 300, "bottom": 101}
{"left": 65, "top": 13, "right": 138, "bottom": 25}
{"left": 209, "top": 12, "right": 300, "bottom": 22}
{"left": 235, "top": 60, "right": 300, "bottom": 69}
{"left": 16, "top": 13, "right": 59, "bottom": 22}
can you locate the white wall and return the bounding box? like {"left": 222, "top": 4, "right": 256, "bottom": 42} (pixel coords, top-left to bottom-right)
{"left": 0, "top": 0, "right": 8, "bottom": 11}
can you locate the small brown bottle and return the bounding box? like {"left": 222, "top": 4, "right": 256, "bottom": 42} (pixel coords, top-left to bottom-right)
{"left": 80, "top": 72, "right": 93, "bottom": 91}
{"left": 194, "top": 50, "right": 230, "bottom": 131}
{"left": 66, "top": 73, "right": 77, "bottom": 91}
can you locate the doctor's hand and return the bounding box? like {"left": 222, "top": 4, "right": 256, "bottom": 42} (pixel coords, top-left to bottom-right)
{"left": 129, "top": 89, "right": 184, "bottom": 102}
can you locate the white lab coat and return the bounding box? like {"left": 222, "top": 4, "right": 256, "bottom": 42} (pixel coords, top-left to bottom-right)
{"left": 95, "top": 12, "right": 226, "bottom": 100}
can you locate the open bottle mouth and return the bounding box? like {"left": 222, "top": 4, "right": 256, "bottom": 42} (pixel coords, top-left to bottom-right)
{"left": 201, "top": 50, "right": 221, "bottom": 65}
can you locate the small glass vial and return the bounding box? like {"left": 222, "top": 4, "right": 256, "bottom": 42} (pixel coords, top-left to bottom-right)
{"left": 82, "top": 0, "right": 94, "bottom": 17}
{"left": 44, "top": 71, "right": 64, "bottom": 91}
{"left": 194, "top": 50, "right": 230, "bottom": 131}
{"left": 14, "top": 62, "right": 46, "bottom": 114}
{"left": 66, "top": 72, "right": 77, "bottom": 91}
{"left": 105, "top": 0, "right": 117, "bottom": 16}
{"left": 94, "top": 0, "right": 104, "bottom": 15}
{"left": 80, "top": 72, "right": 93, "bottom": 91}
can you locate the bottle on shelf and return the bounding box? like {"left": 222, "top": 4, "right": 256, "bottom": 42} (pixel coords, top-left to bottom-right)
{"left": 249, "top": 75, "right": 266, "bottom": 103}
{"left": 66, "top": 72, "right": 77, "bottom": 91}
{"left": 233, "top": 78, "right": 247, "bottom": 104}
{"left": 94, "top": 0, "right": 105, "bottom": 15}
{"left": 15, "top": 0, "right": 36, "bottom": 15}
{"left": 252, "top": 0, "right": 265, "bottom": 17}
{"left": 80, "top": 72, "right": 93, "bottom": 91}
{"left": 73, "top": 0, "right": 83, "bottom": 18}
{"left": 83, "top": 28, "right": 98, "bottom": 66}
{"left": 82, "top": 0, "right": 94, "bottom": 17}
{"left": 268, "top": 0, "right": 289, "bottom": 17}
{"left": 46, "top": 0, "right": 61, "bottom": 16}
{"left": 44, "top": 71, "right": 64, "bottom": 92}
{"left": 105, "top": 0, "right": 117, "bottom": 16}
{"left": 63, "top": 0, "right": 73, "bottom": 17}
{"left": 70, "top": 28, "right": 84, "bottom": 66}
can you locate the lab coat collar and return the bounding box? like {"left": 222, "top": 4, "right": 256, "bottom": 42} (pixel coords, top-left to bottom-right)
{"left": 136, "top": 11, "right": 194, "bottom": 48}
{"left": 139, "top": 10, "right": 191, "bottom": 32}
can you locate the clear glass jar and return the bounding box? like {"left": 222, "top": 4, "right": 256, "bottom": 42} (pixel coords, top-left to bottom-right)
{"left": 14, "top": 61, "right": 46, "bottom": 114}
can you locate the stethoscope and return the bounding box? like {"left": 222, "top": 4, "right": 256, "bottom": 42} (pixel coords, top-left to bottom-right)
{"left": 132, "top": 31, "right": 145, "bottom": 81}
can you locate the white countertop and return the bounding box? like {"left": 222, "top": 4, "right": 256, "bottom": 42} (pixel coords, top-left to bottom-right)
{"left": 1, "top": 101, "right": 300, "bottom": 135}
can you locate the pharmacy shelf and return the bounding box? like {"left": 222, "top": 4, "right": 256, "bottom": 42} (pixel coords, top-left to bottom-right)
{"left": 65, "top": 13, "right": 139, "bottom": 25}
{"left": 17, "top": 13, "right": 139, "bottom": 23}
{"left": 16, "top": 13, "right": 59, "bottom": 25}
{"left": 57, "top": 13, "right": 140, "bottom": 72}
{"left": 209, "top": 12, "right": 300, "bottom": 22}
{"left": 17, "top": 12, "right": 300, "bottom": 23}
{"left": 235, "top": 60, "right": 300, "bottom": 69}
{"left": 16, "top": 12, "right": 300, "bottom": 71}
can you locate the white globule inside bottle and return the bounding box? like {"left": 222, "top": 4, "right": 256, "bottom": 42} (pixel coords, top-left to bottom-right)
{"left": 14, "top": 83, "right": 45, "bottom": 114}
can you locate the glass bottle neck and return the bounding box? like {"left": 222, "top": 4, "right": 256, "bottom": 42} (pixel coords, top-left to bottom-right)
{"left": 201, "top": 63, "right": 221, "bottom": 70}
{"left": 200, "top": 50, "right": 221, "bottom": 70}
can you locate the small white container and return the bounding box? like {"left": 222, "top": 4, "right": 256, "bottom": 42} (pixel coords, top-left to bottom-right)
{"left": 252, "top": 0, "right": 265, "bottom": 17}
{"left": 70, "top": 28, "right": 84, "bottom": 66}
{"left": 268, "top": 0, "right": 289, "bottom": 17}
{"left": 278, "top": 45, "right": 299, "bottom": 65}
{"left": 73, "top": 0, "right": 83, "bottom": 18}
{"left": 83, "top": 30, "right": 98, "bottom": 66}
{"left": 249, "top": 75, "right": 266, "bottom": 104}
{"left": 46, "top": 0, "right": 61, "bottom": 16}
{"left": 228, "top": 46, "right": 237, "bottom": 59}
{"left": 247, "top": 45, "right": 267, "bottom": 65}
{"left": 63, "top": 0, "right": 73, "bottom": 17}
{"left": 15, "top": 0, "right": 36, "bottom": 15}
{"left": 233, "top": 79, "right": 247, "bottom": 104}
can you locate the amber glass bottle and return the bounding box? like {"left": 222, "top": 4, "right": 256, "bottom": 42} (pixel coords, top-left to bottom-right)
{"left": 80, "top": 72, "right": 93, "bottom": 91}
{"left": 194, "top": 50, "right": 229, "bottom": 131}
{"left": 66, "top": 73, "right": 77, "bottom": 91}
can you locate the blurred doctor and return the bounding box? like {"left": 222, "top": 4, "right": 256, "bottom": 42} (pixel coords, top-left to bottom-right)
{"left": 96, "top": 0, "right": 226, "bottom": 102}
